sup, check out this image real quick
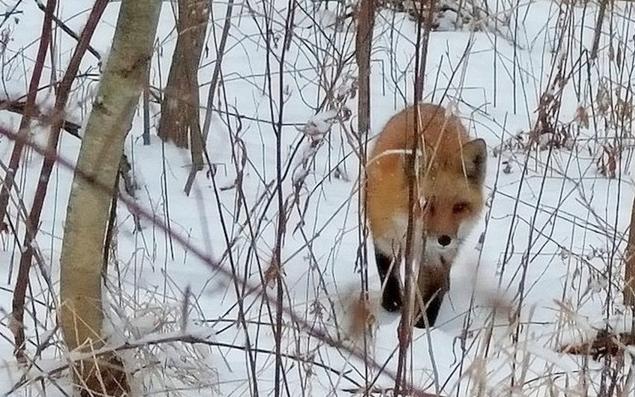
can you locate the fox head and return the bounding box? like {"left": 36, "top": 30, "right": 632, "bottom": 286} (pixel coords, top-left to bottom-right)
{"left": 418, "top": 138, "right": 487, "bottom": 261}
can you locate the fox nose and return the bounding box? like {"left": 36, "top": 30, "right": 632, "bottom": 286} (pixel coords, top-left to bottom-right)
{"left": 438, "top": 235, "right": 452, "bottom": 247}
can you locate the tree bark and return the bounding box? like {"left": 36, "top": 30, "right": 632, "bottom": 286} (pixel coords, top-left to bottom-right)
{"left": 590, "top": 0, "right": 609, "bottom": 61}
{"left": 59, "top": 1, "right": 161, "bottom": 395}
{"left": 625, "top": 196, "right": 635, "bottom": 336}
{"left": 356, "top": 0, "right": 374, "bottom": 391}
{"left": 356, "top": 0, "right": 374, "bottom": 140}
{"left": 157, "top": 0, "right": 208, "bottom": 171}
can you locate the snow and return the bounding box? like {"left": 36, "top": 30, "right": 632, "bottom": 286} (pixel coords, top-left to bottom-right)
{"left": 1, "top": 0, "right": 634, "bottom": 396}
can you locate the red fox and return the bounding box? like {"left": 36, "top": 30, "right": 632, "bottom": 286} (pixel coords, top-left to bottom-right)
{"left": 364, "top": 103, "right": 486, "bottom": 328}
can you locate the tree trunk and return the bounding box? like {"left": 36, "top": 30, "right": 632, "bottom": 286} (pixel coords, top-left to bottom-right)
{"left": 59, "top": 1, "right": 161, "bottom": 395}
{"left": 356, "top": 0, "right": 374, "bottom": 391}
{"left": 590, "top": 0, "right": 609, "bottom": 61}
{"left": 157, "top": 0, "right": 208, "bottom": 171}
{"left": 625, "top": 196, "right": 635, "bottom": 336}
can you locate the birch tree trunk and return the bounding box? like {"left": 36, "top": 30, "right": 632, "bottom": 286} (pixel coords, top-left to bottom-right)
{"left": 59, "top": 1, "right": 161, "bottom": 395}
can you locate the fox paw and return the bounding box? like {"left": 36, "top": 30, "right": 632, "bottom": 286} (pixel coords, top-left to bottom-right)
{"left": 381, "top": 284, "right": 403, "bottom": 312}
{"left": 413, "top": 295, "right": 442, "bottom": 328}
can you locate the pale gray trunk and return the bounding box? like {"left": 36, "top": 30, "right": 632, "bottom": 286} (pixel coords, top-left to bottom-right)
{"left": 59, "top": 1, "right": 161, "bottom": 395}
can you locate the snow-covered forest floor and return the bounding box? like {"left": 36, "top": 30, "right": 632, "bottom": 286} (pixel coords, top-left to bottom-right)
{"left": 1, "top": 0, "right": 635, "bottom": 395}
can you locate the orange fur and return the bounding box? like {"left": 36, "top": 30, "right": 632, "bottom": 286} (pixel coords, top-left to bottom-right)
{"left": 364, "top": 103, "right": 487, "bottom": 327}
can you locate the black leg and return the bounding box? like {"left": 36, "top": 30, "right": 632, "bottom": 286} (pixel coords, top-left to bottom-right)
{"left": 414, "top": 290, "right": 445, "bottom": 328}
{"left": 375, "top": 251, "right": 402, "bottom": 312}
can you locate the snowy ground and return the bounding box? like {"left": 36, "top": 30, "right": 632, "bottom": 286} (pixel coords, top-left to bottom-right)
{"left": 1, "top": 0, "right": 635, "bottom": 396}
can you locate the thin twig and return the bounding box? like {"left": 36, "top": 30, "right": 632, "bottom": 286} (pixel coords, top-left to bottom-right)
{"left": 33, "top": 0, "right": 102, "bottom": 60}
{"left": 0, "top": 121, "right": 436, "bottom": 397}
{"left": 0, "top": 0, "right": 56, "bottom": 225}
{"left": 10, "top": 0, "right": 109, "bottom": 365}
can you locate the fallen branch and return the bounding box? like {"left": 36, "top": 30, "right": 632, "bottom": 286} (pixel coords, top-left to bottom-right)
{"left": 560, "top": 329, "right": 635, "bottom": 360}
{"left": 8, "top": 332, "right": 362, "bottom": 394}
{"left": 0, "top": 99, "right": 81, "bottom": 137}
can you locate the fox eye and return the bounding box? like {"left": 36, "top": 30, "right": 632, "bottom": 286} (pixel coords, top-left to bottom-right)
{"left": 453, "top": 202, "right": 469, "bottom": 214}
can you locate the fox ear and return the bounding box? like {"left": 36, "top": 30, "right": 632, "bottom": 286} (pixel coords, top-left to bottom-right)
{"left": 462, "top": 138, "right": 487, "bottom": 184}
